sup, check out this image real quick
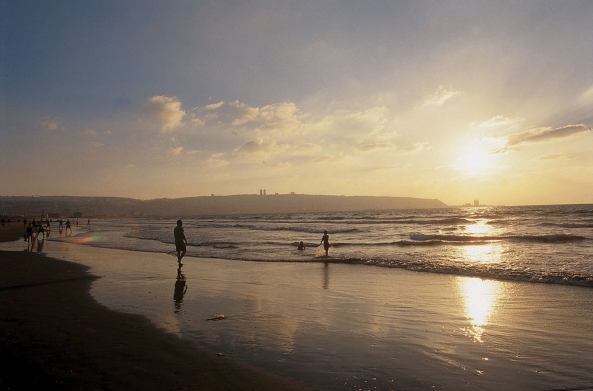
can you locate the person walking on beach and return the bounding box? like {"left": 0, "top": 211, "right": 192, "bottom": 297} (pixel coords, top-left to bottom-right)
{"left": 297, "top": 241, "right": 306, "bottom": 251}
{"left": 174, "top": 219, "right": 187, "bottom": 264}
{"left": 320, "top": 230, "right": 330, "bottom": 256}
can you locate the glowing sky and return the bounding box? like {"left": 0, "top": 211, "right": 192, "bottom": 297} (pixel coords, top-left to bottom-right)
{"left": 1, "top": 1, "right": 592, "bottom": 206}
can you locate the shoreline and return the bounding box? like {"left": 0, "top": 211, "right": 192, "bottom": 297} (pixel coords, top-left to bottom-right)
{"left": 0, "top": 225, "right": 307, "bottom": 390}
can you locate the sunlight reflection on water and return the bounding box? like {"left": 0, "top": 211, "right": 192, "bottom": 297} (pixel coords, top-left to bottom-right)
{"left": 457, "top": 277, "right": 505, "bottom": 343}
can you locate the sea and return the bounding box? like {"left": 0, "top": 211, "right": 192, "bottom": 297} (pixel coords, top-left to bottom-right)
{"left": 61, "top": 204, "right": 593, "bottom": 287}
{"left": 7, "top": 204, "right": 593, "bottom": 390}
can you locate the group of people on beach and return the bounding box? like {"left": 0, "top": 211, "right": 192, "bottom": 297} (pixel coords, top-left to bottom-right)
{"left": 172, "top": 219, "right": 331, "bottom": 265}
{"left": 22, "top": 218, "right": 79, "bottom": 250}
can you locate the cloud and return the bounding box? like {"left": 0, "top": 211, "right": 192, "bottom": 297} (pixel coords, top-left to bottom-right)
{"left": 475, "top": 115, "right": 521, "bottom": 129}
{"left": 144, "top": 95, "right": 186, "bottom": 131}
{"left": 204, "top": 101, "right": 224, "bottom": 110}
{"left": 290, "top": 142, "right": 322, "bottom": 155}
{"left": 424, "top": 86, "right": 460, "bottom": 106}
{"left": 90, "top": 142, "right": 104, "bottom": 147}
{"left": 203, "top": 153, "right": 230, "bottom": 167}
{"left": 169, "top": 146, "right": 184, "bottom": 155}
{"left": 270, "top": 162, "right": 291, "bottom": 169}
{"left": 356, "top": 142, "right": 395, "bottom": 152}
{"left": 344, "top": 106, "right": 391, "bottom": 133}
{"left": 230, "top": 101, "right": 301, "bottom": 133}
{"left": 312, "top": 153, "right": 345, "bottom": 164}
{"left": 355, "top": 141, "right": 427, "bottom": 153}
{"left": 538, "top": 153, "right": 566, "bottom": 161}
{"left": 397, "top": 142, "right": 428, "bottom": 153}
{"left": 38, "top": 118, "right": 60, "bottom": 130}
{"left": 579, "top": 84, "right": 593, "bottom": 103}
{"left": 506, "top": 124, "right": 589, "bottom": 147}
{"left": 232, "top": 139, "right": 290, "bottom": 157}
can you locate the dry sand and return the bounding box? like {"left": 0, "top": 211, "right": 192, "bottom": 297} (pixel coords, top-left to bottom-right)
{"left": 0, "top": 224, "right": 307, "bottom": 391}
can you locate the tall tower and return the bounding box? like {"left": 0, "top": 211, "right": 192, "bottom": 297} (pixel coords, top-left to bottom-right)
{"left": 474, "top": 199, "right": 479, "bottom": 207}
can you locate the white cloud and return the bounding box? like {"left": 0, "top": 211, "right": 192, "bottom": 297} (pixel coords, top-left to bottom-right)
{"left": 38, "top": 118, "right": 60, "bottom": 130}
{"left": 475, "top": 115, "right": 521, "bottom": 129}
{"left": 579, "top": 84, "right": 593, "bottom": 103}
{"left": 204, "top": 101, "right": 224, "bottom": 110}
{"left": 290, "top": 142, "right": 322, "bottom": 155}
{"left": 355, "top": 142, "right": 395, "bottom": 152}
{"left": 145, "top": 95, "right": 186, "bottom": 131}
{"left": 169, "top": 146, "right": 184, "bottom": 155}
{"left": 203, "top": 153, "right": 230, "bottom": 167}
{"left": 424, "top": 85, "right": 460, "bottom": 106}
{"left": 312, "top": 153, "right": 345, "bottom": 164}
{"left": 233, "top": 139, "right": 289, "bottom": 157}
{"left": 230, "top": 101, "right": 301, "bottom": 134}
{"left": 270, "top": 162, "right": 291, "bottom": 169}
{"left": 506, "top": 124, "right": 589, "bottom": 147}
{"left": 538, "top": 153, "right": 567, "bottom": 161}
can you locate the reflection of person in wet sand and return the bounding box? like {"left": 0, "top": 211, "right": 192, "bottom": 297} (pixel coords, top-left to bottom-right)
{"left": 320, "top": 230, "right": 330, "bottom": 256}
{"left": 25, "top": 223, "right": 34, "bottom": 251}
{"left": 174, "top": 265, "right": 188, "bottom": 313}
{"left": 174, "top": 219, "right": 187, "bottom": 264}
{"left": 35, "top": 223, "right": 45, "bottom": 240}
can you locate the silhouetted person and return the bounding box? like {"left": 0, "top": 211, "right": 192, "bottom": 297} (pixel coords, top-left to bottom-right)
{"left": 320, "top": 230, "right": 330, "bottom": 256}
{"left": 297, "top": 241, "right": 305, "bottom": 251}
{"left": 65, "top": 219, "right": 72, "bottom": 235}
{"left": 174, "top": 219, "right": 187, "bottom": 264}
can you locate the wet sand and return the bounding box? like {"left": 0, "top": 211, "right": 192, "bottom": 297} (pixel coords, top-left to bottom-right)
{"left": 0, "top": 225, "right": 307, "bottom": 391}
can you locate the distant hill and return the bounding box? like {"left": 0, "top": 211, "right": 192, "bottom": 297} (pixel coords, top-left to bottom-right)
{"left": 0, "top": 194, "right": 448, "bottom": 218}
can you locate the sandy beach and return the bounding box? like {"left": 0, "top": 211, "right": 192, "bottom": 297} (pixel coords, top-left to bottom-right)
{"left": 2, "top": 223, "right": 593, "bottom": 390}
{"left": 0, "top": 224, "right": 307, "bottom": 391}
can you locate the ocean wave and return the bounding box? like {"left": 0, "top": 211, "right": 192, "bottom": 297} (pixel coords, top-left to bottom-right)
{"left": 540, "top": 222, "right": 593, "bottom": 229}
{"left": 181, "top": 253, "right": 593, "bottom": 288}
{"left": 409, "top": 233, "right": 588, "bottom": 243}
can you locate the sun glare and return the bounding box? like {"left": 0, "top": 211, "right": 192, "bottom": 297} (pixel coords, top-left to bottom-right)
{"left": 455, "top": 139, "right": 500, "bottom": 175}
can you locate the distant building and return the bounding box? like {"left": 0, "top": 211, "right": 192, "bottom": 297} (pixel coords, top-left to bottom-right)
{"left": 474, "top": 199, "right": 479, "bottom": 207}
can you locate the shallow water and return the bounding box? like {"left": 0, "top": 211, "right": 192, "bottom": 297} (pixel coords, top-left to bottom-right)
{"left": 3, "top": 236, "right": 593, "bottom": 391}
{"left": 49, "top": 205, "right": 593, "bottom": 287}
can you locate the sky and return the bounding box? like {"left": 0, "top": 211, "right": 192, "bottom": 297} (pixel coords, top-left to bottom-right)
{"left": 1, "top": 1, "right": 592, "bottom": 206}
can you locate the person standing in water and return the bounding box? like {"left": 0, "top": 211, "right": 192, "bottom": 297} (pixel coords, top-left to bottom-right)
{"left": 174, "top": 219, "right": 188, "bottom": 264}
{"left": 320, "top": 230, "right": 330, "bottom": 256}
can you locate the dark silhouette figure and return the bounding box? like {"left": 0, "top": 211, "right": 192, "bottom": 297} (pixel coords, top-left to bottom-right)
{"left": 320, "top": 230, "right": 330, "bottom": 256}
{"left": 297, "top": 241, "right": 305, "bottom": 251}
{"left": 174, "top": 219, "right": 187, "bottom": 264}
{"left": 65, "top": 219, "right": 72, "bottom": 235}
